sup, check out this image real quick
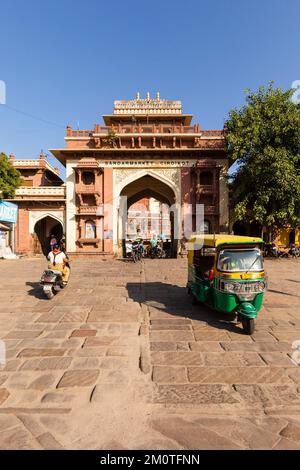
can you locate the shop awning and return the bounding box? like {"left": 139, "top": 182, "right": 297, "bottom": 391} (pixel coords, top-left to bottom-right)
{"left": 0, "top": 222, "right": 10, "bottom": 231}
{"left": 0, "top": 201, "right": 18, "bottom": 223}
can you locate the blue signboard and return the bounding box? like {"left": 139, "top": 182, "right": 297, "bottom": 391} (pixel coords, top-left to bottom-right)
{"left": 0, "top": 201, "right": 18, "bottom": 223}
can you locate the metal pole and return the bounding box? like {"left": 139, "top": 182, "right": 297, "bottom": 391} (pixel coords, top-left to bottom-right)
{"left": 160, "top": 202, "right": 162, "bottom": 238}
{"left": 11, "top": 223, "right": 15, "bottom": 254}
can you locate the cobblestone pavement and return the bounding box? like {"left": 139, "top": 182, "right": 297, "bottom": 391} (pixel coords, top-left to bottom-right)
{"left": 0, "top": 257, "right": 300, "bottom": 449}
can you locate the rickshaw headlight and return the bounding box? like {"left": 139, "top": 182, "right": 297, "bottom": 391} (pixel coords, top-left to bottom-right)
{"left": 223, "top": 282, "right": 237, "bottom": 293}
{"left": 257, "top": 281, "right": 266, "bottom": 292}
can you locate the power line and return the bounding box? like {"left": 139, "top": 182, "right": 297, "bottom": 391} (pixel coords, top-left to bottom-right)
{"left": 2, "top": 104, "right": 65, "bottom": 128}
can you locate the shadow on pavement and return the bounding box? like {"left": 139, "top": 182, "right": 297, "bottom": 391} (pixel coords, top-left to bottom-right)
{"left": 26, "top": 281, "right": 47, "bottom": 300}
{"left": 127, "top": 281, "right": 246, "bottom": 335}
{"left": 268, "top": 288, "right": 298, "bottom": 297}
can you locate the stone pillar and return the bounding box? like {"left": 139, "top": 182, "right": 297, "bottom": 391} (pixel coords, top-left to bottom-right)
{"left": 219, "top": 163, "right": 229, "bottom": 233}
{"left": 103, "top": 168, "right": 113, "bottom": 253}
{"left": 66, "top": 162, "right": 77, "bottom": 252}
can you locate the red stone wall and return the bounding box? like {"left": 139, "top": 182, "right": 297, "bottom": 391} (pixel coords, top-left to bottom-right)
{"left": 15, "top": 208, "right": 31, "bottom": 253}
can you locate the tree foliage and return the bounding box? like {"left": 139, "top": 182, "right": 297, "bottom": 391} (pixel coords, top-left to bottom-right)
{"left": 225, "top": 83, "right": 300, "bottom": 229}
{"left": 0, "top": 153, "right": 22, "bottom": 199}
{"left": 102, "top": 129, "right": 118, "bottom": 148}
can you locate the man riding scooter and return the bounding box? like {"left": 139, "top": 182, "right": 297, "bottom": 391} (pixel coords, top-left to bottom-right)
{"left": 47, "top": 243, "right": 70, "bottom": 285}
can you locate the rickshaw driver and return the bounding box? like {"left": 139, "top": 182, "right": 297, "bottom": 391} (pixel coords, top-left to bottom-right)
{"left": 219, "top": 252, "right": 240, "bottom": 271}
{"left": 219, "top": 249, "right": 262, "bottom": 272}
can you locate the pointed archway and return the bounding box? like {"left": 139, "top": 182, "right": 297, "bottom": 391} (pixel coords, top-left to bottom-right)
{"left": 33, "top": 216, "right": 63, "bottom": 255}
{"left": 118, "top": 174, "right": 178, "bottom": 258}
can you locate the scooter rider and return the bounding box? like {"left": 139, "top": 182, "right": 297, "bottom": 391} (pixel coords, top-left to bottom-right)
{"left": 47, "top": 244, "right": 70, "bottom": 285}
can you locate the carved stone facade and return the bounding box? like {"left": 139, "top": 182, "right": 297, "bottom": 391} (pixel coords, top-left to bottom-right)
{"left": 115, "top": 167, "right": 180, "bottom": 188}
{"left": 49, "top": 94, "right": 229, "bottom": 256}
{"left": 6, "top": 154, "right": 65, "bottom": 255}
{"left": 74, "top": 161, "right": 104, "bottom": 250}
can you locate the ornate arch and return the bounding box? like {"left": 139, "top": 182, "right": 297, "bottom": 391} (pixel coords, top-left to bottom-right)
{"left": 29, "top": 212, "right": 65, "bottom": 234}
{"left": 115, "top": 168, "right": 180, "bottom": 205}
{"left": 113, "top": 167, "right": 181, "bottom": 256}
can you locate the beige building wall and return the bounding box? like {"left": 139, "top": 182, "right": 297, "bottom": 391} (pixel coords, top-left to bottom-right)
{"left": 219, "top": 161, "right": 229, "bottom": 232}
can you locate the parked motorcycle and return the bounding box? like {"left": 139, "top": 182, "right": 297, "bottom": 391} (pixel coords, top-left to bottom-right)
{"left": 289, "top": 244, "right": 300, "bottom": 258}
{"left": 149, "top": 245, "right": 166, "bottom": 259}
{"left": 131, "top": 242, "right": 143, "bottom": 263}
{"left": 263, "top": 243, "right": 289, "bottom": 258}
{"left": 40, "top": 269, "right": 66, "bottom": 299}
{"left": 263, "top": 243, "right": 278, "bottom": 257}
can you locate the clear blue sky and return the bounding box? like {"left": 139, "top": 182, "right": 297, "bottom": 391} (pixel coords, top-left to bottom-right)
{"left": 0, "top": 0, "right": 299, "bottom": 176}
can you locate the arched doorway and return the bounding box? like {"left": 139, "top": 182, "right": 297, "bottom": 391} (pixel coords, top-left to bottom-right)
{"left": 118, "top": 175, "right": 178, "bottom": 258}
{"left": 33, "top": 216, "right": 63, "bottom": 255}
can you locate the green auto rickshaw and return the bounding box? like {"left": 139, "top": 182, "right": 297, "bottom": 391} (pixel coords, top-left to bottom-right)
{"left": 187, "top": 234, "right": 266, "bottom": 334}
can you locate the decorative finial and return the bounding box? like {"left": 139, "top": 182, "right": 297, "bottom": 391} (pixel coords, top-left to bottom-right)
{"left": 136, "top": 92, "right": 140, "bottom": 100}
{"left": 156, "top": 92, "right": 160, "bottom": 101}
{"left": 147, "top": 92, "right": 150, "bottom": 101}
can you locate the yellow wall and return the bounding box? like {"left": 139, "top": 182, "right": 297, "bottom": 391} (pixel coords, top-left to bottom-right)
{"left": 276, "top": 228, "right": 300, "bottom": 246}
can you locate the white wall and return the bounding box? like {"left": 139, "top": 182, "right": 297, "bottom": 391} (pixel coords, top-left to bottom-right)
{"left": 66, "top": 160, "right": 77, "bottom": 252}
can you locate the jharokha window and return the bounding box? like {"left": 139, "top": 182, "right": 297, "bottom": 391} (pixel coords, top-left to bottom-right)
{"left": 85, "top": 220, "right": 96, "bottom": 239}
{"left": 82, "top": 171, "right": 95, "bottom": 185}
{"left": 200, "top": 171, "right": 213, "bottom": 186}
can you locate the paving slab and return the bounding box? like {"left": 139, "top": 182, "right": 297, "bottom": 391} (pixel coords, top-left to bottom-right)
{"left": 0, "top": 257, "right": 300, "bottom": 449}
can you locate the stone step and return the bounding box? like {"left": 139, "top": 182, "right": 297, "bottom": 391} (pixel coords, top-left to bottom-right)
{"left": 67, "top": 252, "right": 115, "bottom": 260}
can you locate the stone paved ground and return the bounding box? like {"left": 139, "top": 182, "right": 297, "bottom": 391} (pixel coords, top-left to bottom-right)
{"left": 0, "top": 256, "right": 300, "bottom": 449}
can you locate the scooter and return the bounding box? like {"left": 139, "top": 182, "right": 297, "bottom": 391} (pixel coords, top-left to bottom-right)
{"left": 40, "top": 269, "right": 65, "bottom": 299}
{"left": 289, "top": 244, "right": 300, "bottom": 258}
{"left": 131, "top": 241, "right": 144, "bottom": 262}
{"left": 149, "top": 245, "right": 166, "bottom": 259}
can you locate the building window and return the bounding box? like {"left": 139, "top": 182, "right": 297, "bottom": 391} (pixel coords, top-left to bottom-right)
{"left": 200, "top": 171, "right": 213, "bottom": 186}
{"left": 85, "top": 220, "right": 96, "bottom": 239}
{"left": 201, "top": 220, "right": 210, "bottom": 234}
{"left": 82, "top": 171, "right": 95, "bottom": 185}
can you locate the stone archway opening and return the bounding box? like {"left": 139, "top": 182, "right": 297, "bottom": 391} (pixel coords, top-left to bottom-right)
{"left": 33, "top": 216, "right": 63, "bottom": 255}
{"left": 119, "top": 175, "right": 178, "bottom": 258}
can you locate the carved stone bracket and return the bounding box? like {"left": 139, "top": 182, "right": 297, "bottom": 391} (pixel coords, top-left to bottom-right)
{"left": 115, "top": 168, "right": 180, "bottom": 187}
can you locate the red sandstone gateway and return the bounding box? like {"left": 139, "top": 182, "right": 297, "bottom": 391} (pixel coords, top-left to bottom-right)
{"left": 6, "top": 93, "right": 229, "bottom": 258}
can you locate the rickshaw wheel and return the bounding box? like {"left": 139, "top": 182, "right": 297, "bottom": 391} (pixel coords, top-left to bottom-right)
{"left": 242, "top": 318, "right": 255, "bottom": 335}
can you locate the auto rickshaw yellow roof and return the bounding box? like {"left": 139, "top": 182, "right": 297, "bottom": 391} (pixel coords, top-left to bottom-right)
{"left": 188, "top": 234, "right": 263, "bottom": 248}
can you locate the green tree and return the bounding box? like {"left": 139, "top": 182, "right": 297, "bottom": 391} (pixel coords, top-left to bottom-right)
{"left": 0, "top": 153, "right": 22, "bottom": 199}
{"left": 225, "top": 83, "right": 300, "bottom": 234}
{"left": 102, "top": 129, "right": 118, "bottom": 148}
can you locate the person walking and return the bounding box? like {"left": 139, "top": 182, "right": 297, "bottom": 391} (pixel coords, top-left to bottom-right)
{"left": 49, "top": 234, "right": 57, "bottom": 252}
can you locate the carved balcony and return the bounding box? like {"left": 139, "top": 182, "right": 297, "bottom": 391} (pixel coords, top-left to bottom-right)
{"left": 77, "top": 238, "right": 100, "bottom": 248}
{"left": 76, "top": 180, "right": 98, "bottom": 191}
{"left": 76, "top": 204, "right": 104, "bottom": 216}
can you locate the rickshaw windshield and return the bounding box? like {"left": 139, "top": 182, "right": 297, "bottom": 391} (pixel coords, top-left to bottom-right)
{"left": 217, "top": 248, "right": 263, "bottom": 272}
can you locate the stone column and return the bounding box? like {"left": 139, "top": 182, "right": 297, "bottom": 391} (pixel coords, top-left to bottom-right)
{"left": 66, "top": 162, "right": 77, "bottom": 252}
